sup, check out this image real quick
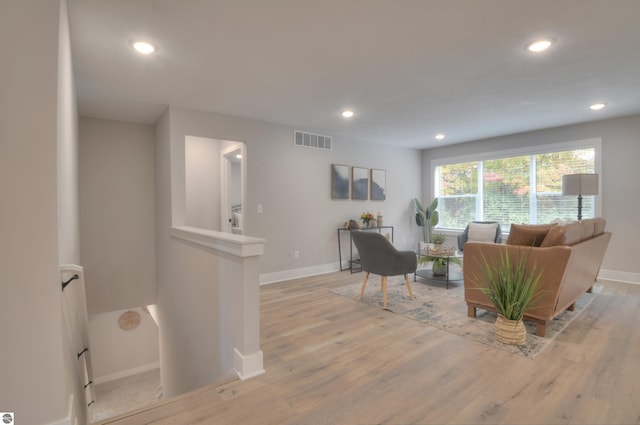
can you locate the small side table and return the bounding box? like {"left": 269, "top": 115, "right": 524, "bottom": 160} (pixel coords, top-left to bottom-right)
{"left": 415, "top": 249, "right": 463, "bottom": 288}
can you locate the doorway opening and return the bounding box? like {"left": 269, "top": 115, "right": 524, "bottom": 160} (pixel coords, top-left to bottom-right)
{"left": 184, "top": 136, "right": 245, "bottom": 233}
{"left": 221, "top": 145, "right": 245, "bottom": 234}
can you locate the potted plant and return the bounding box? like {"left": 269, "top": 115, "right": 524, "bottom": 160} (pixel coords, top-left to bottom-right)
{"left": 414, "top": 197, "right": 439, "bottom": 249}
{"left": 417, "top": 233, "right": 460, "bottom": 276}
{"left": 430, "top": 233, "right": 447, "bottom": 247}
{"left": 427, "top": 233, "right": 451, "bottom": 275}
{"left": 471, "top": 248, "right": 545, "bottom": 345}
{"left": 419, "top": 251, "right": 460, "bottom": 276}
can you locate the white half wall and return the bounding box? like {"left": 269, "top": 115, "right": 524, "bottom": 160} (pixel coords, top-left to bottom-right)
{"left": 185, "top": 135, "right": 221, "bottom": 231}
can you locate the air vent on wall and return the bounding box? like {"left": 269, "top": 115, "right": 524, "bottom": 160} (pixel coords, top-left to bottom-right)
{"left": 294, "top": 130, "right": 332, "bottom": 150}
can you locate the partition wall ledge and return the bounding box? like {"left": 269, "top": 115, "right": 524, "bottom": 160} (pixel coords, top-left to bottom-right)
{"left": 170, "top": 225, "right": 265, "bottom": 257}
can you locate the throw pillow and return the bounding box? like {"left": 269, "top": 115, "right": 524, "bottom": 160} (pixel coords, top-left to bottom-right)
{"left": 541, "top": 222, "right": 583, "bottom": 247}
{"left": 467, "top": 222, "right": 498, "bottom": 243}
{"left": 506, "top": 223, "right": 556, "bottom": 247}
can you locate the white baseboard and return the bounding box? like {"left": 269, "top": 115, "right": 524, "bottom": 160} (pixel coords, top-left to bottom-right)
{"left": 259, "top": 262, "right": 340, "bottom": 285}
{"left": 46, "top": 394, "right": 75, "bottom": 425}
{"left": 260, "top": 263, "right": 639, "bottom": 286}
{"left": 599, "top": 269, "right": 640, "bottom": 285}
{"left": 93, "top": 362, "right": 160, "bottom": 385}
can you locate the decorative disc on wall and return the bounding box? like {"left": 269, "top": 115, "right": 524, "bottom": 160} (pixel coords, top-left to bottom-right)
{"left": 118, "top": 310, "right": 141, "bottom": 331}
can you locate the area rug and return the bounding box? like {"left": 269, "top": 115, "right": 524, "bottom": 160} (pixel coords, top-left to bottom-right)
{"left": 331, "top": 275, "right": 602, "bottom": 359}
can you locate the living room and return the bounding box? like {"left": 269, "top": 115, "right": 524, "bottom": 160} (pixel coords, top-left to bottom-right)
{"left": 3, "top": 1, "right": 640, "bottom": 424}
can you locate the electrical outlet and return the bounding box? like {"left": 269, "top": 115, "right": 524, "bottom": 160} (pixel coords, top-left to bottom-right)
{"left": 257, "top": 204, "right": 263, "bottom": 213}
{"left": 294, "top": 250, "right": 300, "bottom": 259}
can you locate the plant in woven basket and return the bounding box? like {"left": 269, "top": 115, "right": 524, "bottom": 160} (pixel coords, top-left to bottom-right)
{"left": 472, "top": 248, "right": 545, "bottom": 345}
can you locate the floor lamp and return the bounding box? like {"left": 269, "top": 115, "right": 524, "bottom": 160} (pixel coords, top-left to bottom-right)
{"left": 562, "top": 174, "right": 599, "bottom": 220}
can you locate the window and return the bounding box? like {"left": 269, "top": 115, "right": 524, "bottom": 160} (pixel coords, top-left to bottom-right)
{"left": 434, "top": 140, "right": 599, "bottom": 232}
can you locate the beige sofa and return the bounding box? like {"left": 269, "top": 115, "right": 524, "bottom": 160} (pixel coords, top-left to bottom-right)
{"left": 463, "top": 218, "right": 611, "bottom": 337}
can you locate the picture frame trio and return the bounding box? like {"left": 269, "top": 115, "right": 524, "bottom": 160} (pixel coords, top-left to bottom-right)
{"left": 331, "top": 164, "right": 386, "bottom": 201}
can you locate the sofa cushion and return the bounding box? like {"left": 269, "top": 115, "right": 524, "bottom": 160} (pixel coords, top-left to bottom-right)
{"left": 584, "top": 217, "right": 606, "bottom": 236}
{"left": 468, "top": 222, "right": 498, "bottom": 243}
{"left": 593, "top": 218, "right": 606, "bottom": 235}
{"left": 540, "top": 221, "right": 583, "bottom": 247}
{"left": 580, "top": 220, "right": 595, "bottom": 241}
{"left": 506, "top": 223, "right": 556, "bottom": 247}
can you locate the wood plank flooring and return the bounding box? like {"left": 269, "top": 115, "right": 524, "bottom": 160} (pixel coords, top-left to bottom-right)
{"left": 95, "top": 272, "right": 640, "bottom": 425}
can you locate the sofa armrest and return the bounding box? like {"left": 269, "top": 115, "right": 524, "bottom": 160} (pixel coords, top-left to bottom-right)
{"left": 555, "top": 232, "right": 611, "bottom": 311}
{"left": 457, "top": 233, "right": 467, "bottom": 251}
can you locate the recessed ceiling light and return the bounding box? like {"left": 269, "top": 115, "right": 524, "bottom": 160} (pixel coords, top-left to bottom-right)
{"left": 235, "top": 154, "right": 242, "bottom": 159}
{"left": 435, "top": 134, "right": 446, "bottom": 140}
{"left": 590, "top": 103, "right": 606, "bottom": 110}
{"left": 341, "top": 110, "right": 354, "bottom": 118}
{"left": 131, "top": 40, "right": 156, "bottom": 55}
{"left": 526, "top": 38, "right": 554, "bottom": 53}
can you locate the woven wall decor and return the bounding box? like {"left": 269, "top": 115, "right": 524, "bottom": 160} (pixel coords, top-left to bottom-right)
{"left": 118, "top": 310, "right": 141, "bottom": 331}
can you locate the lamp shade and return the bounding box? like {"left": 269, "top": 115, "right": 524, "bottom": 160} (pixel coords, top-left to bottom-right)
{"left": 562, "top": 174, "right": 599, "bottom": 196}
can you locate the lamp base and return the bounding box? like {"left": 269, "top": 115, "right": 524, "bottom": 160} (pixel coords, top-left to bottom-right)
{"left": 577, "top": 194, "right": 583, "bottom": 221}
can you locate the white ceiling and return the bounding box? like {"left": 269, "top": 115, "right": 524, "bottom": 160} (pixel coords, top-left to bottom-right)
{"left": 67, "top": 0, "right": 640, "bottom": 149}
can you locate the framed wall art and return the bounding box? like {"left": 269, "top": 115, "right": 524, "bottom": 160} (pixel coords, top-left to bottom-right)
{"left": 370, "top": 169, "right": 386, "bottom": 201}
{"left": 331, "top": 164, "right": 350, "bottom": 199}
{"left": 352, "top": 167, "right": 369, "bottom": 200}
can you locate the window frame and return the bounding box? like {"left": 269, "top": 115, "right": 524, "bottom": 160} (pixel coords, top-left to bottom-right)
{"left": 430, "top": 138, "right": 602, "bottom": 231}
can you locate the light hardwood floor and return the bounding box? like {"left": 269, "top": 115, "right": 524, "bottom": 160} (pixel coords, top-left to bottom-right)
{"left": 95, "top": 272, "right": 640, "bottom": 425}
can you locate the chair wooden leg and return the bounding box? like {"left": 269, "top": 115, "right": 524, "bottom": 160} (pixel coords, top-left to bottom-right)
{"left": 404, "top": 274, "right": 414, "bottom": 300}
{"left": 359, "top": 272, "right": 369, "bottom": 300}
{"left": 381, "top": 276, "right": 388, "bottom": 308}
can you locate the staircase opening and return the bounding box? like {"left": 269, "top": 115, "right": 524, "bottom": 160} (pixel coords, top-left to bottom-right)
{"left": 88, "top": 305, "right": 160, "bottom": 422}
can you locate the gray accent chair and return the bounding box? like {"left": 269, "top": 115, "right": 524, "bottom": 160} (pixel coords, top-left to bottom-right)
{"left": 350, "top": 231, "right": 417, "bottom": 308}
{"left": 457, "top": 221, "right": 503, "bottom": 251}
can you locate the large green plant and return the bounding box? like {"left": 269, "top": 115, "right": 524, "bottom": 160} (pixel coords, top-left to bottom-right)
{"left": 473, "top": 248, "right": 544, "bottom": 321}
{"left": 414, "top": 198, "right": 439, "bottom": 243}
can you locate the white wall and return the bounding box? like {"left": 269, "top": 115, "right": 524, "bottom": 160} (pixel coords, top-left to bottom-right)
{"left": 79, "top": 117, "right": 156, "bottom": 314}
{"left": 89, "top": 307, "right": 159, "bottom": 382}
{"left": 167, "top": 106, "right": 423, "bottom": 278}
{"left": 421, "top": 114, "right": 640, "bottom": 280}
{"left": 0, "top": 1, "right": 68, "bottom": 424}
{"left": 185, "top": 135, "right": 221, "bottom": 231}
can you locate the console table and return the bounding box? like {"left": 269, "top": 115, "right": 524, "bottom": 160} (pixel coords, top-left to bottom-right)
{"left": 337, "top": 226, "right": 394, "bottom": 273}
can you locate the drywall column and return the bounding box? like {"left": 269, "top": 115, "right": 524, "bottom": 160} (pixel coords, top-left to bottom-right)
{"left": 231, "top": 248, "right": 264, "bottom": 379}
{"left": 169, "top": 226, "right": 265, "bottom": 380}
